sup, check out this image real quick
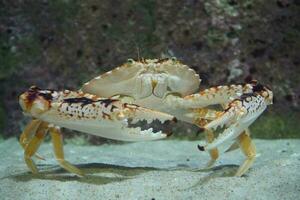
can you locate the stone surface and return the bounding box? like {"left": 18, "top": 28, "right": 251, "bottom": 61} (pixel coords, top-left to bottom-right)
{"left": 0, "top": 139, "right": 299, "bottom": 200}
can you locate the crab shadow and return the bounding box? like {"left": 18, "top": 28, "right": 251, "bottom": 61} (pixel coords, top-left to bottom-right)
{"left": 7, "top": 163, "right": 240, "bottom": 186}
{"left": 8, "top": 163, "right": 168, "bottom": 186}
{"left": 183, "top": 164, "right": 245, "bottom": 190}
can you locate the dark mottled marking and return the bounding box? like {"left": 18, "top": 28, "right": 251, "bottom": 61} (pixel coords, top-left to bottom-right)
{"left": 139, "top": 58, "right": 146, "bottom": 64}
{"left": 63, "top": 97, "right": 94, "bottom": 106}
{"left": 63, "top": 97, "right": 118, "bottom": 108}
{"left": 26, "top": 86, "right": 54, "bottom": 103}
{"left": 252, "top": 83, "right": 265, "bottom": 93}
{"left": 100, "top": 99, "right": 118, "bottom": 107}
{"left": 224, "top": 106, "right": 230, "bottom": 113}
{"left": 110, "top": 105, "right": 118, "bottom": 112}
{"left": 197, "top": 145, "right": 205, "bottom": 151}
{"left": 240, "top": 93, "right": 256, "bottom": 100}
{"left": 155, "top": 58, "right": 169, "bottom": 63}
{"left": 172, "top": 117, "right": 178, "bottom": 123}
{"left": 26, "top": 91, "right": 38, "bottom": 103}
{"left": 164, "top": 132, "right": 172, "bottom": 137}
{"left": 29, "top": 86, "right": 41, "bottom": 91}
{"left": 124, "top": 103, "right": 139, "bottom": 109}
{"left": 26, "top": 86, "right": 41, "bottom": 102}
{"left": 102, "top": 112, "right": 112, "bottom": 120}
{"left": 39, "top": 92, "right": 54, "bottom": 101}
{"left": 224, "top": 101, "right": 237, "bottom": 112}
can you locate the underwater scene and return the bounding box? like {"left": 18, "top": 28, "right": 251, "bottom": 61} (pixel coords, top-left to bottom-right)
{"left": 0, "top": 1, "right": 299, "bottom": 199}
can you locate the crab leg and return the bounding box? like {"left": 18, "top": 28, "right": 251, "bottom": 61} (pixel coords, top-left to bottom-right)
{"left": 185, "top": 108, "right": 222, "bottom": 122}
{"left": 20, "top": 119, "right": 41, "bottom": 147}
{"left": 20, "top": 119, "right": 45, "bottom": 160}
{"left": 235, "top": 132, "right": 256, "bottom": 176}
{"left": 49, "top": 127, "right": 84, "bottom": 176}
{"left": 225, "top": 128, "right": 251, "bottom": 153}
{"left": 165, "top": 84, "right": 253, "bottom": 109}
{"left": 201, "top": 130, "right": 219, "bottom": 168}
{"left": 24, "top": 122, "right": 48, "bottom": 174}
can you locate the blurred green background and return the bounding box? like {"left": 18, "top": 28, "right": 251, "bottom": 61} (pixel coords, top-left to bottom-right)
{"left": 0, "top": 0, "right": 299, "bottom": 142}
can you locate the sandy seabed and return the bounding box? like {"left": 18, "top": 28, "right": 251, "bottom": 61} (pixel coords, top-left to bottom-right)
{"left": 0, "top": 138, "right": 299, "bottom": 200}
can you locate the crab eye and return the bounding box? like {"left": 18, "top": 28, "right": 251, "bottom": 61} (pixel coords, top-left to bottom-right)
{"left": 127, "top": 58, "right": 134, "bottom": 64}
{"left": 171, "top": 57, "right": 177, "bottom": 62}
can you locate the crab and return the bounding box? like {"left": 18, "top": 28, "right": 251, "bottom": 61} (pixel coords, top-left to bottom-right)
{"left": 81, "top": 58, "right": 273, "bottom": 176}
{"left": 19, "top": 86, "right": 176, "bottom": 176}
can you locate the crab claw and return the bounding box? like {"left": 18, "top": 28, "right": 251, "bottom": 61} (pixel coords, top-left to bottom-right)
{"left": 20, "top": 87, "right": 177, "bottom": 142}
{"left": 110, "top": 103, "right": 177, "bottom": 141}
{"left": 198, "top": 85, "right": 273, "bottom": 151}
{"left": 39, "top": 100, "right": 177, "bottom": 142}
{"left": 55, "top": 108, "right": 175, "bottom": 141}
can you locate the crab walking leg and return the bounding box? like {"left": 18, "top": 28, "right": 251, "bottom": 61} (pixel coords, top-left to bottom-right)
{"left": 201, "top": 129, "right": 251, "bottom": 169}
{"left": 235, "top": 132, "right": 256, "bottom": 176}
{"left": 19, "top": 119, "right": 41, "bottom": 147}
{"left": 188, "top": 108, "right": 221, "bottom": 168}
{"left": 24, "top": 122, "right": 48, "bottom": 173}
{"left": 202, "top": 130, "right": 219, "bottom": 168}
{"left": 20, "top": 119, "right": 45, "bottom": 160}
{"left": 186, "top": 108, "right": 220, "bottom": 168}
{"left": 225, "top": 128, "right": 251, "bottom": 153}
{"left": 20, "top": 120, "right": 41, "bottom": 151}
{"left": 49, "top": 127, "right": 84, "bottom": 176}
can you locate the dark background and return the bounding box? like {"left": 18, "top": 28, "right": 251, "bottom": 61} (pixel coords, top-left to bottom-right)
{"left": 0, "top": 0, "right": 299, "bottom": 142}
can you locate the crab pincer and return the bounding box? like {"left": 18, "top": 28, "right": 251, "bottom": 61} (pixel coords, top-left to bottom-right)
{"left": 19, "top": 86, "right": 176, "bottom": 176}
{"left": 197, "top": 83, "right": 273, "bottom": 176}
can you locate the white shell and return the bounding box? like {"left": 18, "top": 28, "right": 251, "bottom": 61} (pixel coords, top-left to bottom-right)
{"left": 81, "top": 59, "right": 201, "bottom": 98}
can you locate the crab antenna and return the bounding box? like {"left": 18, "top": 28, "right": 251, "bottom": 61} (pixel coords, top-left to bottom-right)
{"left": 136, "top": 45, "right": 140, "bottom": 62}
{"left": 133, "top": 40, "right": 141, "bottom": 62}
